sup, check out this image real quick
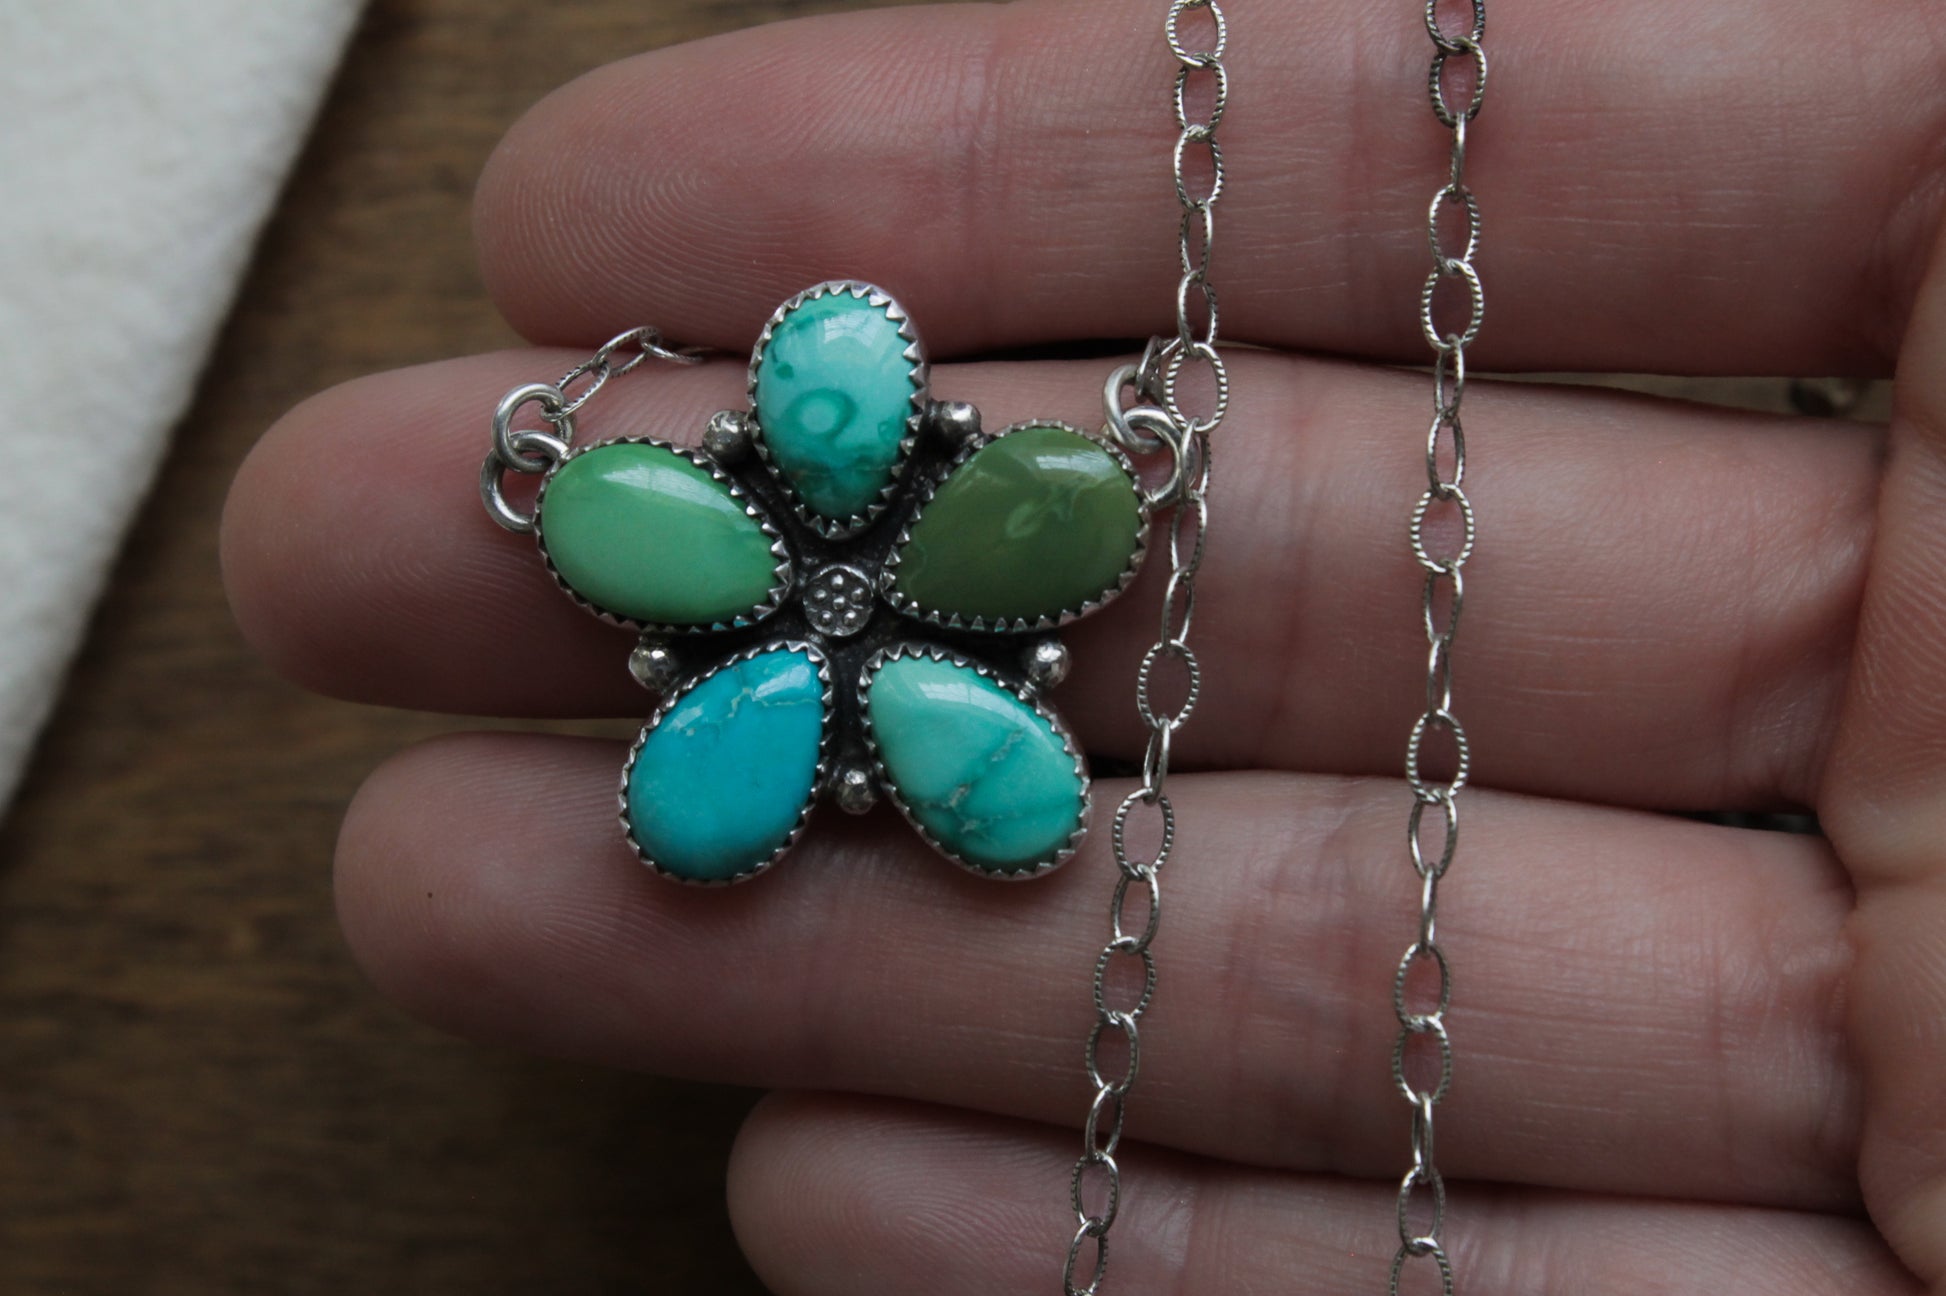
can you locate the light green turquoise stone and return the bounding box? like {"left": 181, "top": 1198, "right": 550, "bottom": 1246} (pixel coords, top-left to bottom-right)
{"left": 892, "top": 424, "right": 1143, "bottom": 623}
{"left": 626, "top": 647, "right": 825, "bottom": 881}
{"left": 539, "top": 442, "right": 781, "bottom": 626}
{"left": 866, "top": 654, "right": 1085, "bottom": 874}
{"left": 753, "top": 291, "right": 916, "bottom": 519}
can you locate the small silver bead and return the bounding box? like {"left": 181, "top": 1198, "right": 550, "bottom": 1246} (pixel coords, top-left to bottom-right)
{"left": 628, "top": 641, "right": 681, "bottom": 692}
{"left": 703, "top": 410, "right": 754, "bottom": 461}
{"left": 1023, "top": 639, "right": 1070, "bottom": 692}
{"left": 925, "top": 399, "right": 981, "bottom": 446}
{"left": 833, "top": 765, "right": 877, "bottom": 815}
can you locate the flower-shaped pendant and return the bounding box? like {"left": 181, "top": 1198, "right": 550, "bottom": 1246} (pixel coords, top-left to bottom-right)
{"left": 526, "top": 282, "right": 1150, "bottom": 883}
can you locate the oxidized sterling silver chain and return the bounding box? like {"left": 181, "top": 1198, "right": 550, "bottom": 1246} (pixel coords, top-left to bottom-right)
{"left": 1392, "top": 3, "right": 1486, "bottom": 1294}
{"left": 1064, "top": 2, "right": 1228, "bottom": 1293}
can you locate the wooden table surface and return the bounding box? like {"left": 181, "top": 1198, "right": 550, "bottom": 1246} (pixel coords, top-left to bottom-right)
{"left": 0, "top": 1, "right": 1882, "bottom": 1291}
{"left": 0, "top": 3, "right": 938, "bottom": 1291}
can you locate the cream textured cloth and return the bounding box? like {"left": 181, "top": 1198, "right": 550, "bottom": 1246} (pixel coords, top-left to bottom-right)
{"left": 0, "top": 1, "right": 364, "bottom": 814}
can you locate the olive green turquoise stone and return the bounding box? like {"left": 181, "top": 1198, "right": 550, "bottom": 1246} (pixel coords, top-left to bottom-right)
{"left": 891, "top": 425, "right": 1143, "bottom": 623}
{"left": 538, "top": 442, "right": 781, "bottom": 626}
{"left": 867, "top": 654, "right": 1085, "bottom": 874}
{"left": 753, "top": 290, "right": 917, "bottom": 520}
{"left": 626, "top": 646, "right": 826, "bottom": 881}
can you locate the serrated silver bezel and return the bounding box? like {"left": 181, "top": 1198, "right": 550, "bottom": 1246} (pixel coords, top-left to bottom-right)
{"left": 877, "top": 420, "right": 1152, "bottom": 634}
{"left": 856, "top": 642, "right": 1091, "bottom": 880}
{"left": 746, "top": 280, "right": 928, "bottom": 541}
{"left": 532, "top": 436, "right": 794, "bottom": 636}
{"left": 618, "top": 639, "right": 834, "bottom": 886}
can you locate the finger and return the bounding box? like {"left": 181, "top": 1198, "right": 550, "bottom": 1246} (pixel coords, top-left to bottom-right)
{"left": 726, "top": 1094, "right": 1917, "bottom": 1296}
{"left": 473, "top": 0, "right": 1946, "bottom": 373}
{"left": 336, "top": 733, "right": 1860, "bottom": 1210}
{"left": 1822, "top": 215, "right": 1946, "bottom": 1282}
{"left": 225, "top": 348, "right": 1875, "bottom": 811}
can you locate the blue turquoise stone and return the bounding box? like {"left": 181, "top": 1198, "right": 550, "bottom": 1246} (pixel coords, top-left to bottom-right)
{"left": 625, "top": 647, "right": 826, "bottom": 882}
{"left": 753, "top": 289, "right": 917, "bottom": 520}
{"left": 866, "top": 654, "right": 1086, "bottom": 874}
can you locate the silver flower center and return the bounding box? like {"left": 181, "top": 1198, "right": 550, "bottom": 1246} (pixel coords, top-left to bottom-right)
{"left": 803, "top": 564, "right": 874, "bottom": 638}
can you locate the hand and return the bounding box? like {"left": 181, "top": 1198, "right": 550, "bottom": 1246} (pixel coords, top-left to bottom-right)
{"left": 222, "top": 1, "right": 1946, "bottom": 1289}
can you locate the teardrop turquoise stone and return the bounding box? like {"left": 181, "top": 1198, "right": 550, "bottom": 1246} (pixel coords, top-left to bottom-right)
{"left": 866, "top": 654, "right": 1085, "bottom": 874}
{"left": 891, "top": 425, "right": 1143, "bottom": 624}
{"left": 538, "top": 442, "right": 783, "bottom": 626}
{"left": 626, "top": 646, "right": 826, "bottom": 882}
{"left": 753, "top": 289, "right": 917, "bottom": 520}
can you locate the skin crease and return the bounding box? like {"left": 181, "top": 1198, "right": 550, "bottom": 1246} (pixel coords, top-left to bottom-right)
{"left": 215, "top": 0, "right": 1946, "bottom": 1291}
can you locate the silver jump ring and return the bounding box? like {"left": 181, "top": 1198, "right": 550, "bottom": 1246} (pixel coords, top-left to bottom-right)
{"left": 1103, "top": 364, "right": 1170, "bottom": 454}
{"left": 1116, "top": 405, "right": 1195, "bottom": 511}
{"left": 492, "top": 382, "right": 573, "bottom": 470}
{"left": 479, "top": 429, "right": 570, "bottom": 534}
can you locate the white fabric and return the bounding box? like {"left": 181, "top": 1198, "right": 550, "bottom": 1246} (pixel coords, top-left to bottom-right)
{"left": 0, "top": 1, "right": 364, "bottom": 813}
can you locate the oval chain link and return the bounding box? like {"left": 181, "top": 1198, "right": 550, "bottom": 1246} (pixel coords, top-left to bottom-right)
{"left": 1390, "top": 4, "right": 1486, "bottom": 1294}
{"left": 1063, "top": 4, "right": 1226, "bottom": 1293}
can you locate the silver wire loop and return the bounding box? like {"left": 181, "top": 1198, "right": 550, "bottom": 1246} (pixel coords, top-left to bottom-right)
{"left": 491, "top": 382, "right": 572, "bottom": 471}
{"left": 479, "top": 429, "right": 571, "bottom": 534}
{"left": 1111, "top": 404, "right": 1199, "bottom": 512}
{"left": 1103, "top": 365, "right": 1170, "bottom": 454}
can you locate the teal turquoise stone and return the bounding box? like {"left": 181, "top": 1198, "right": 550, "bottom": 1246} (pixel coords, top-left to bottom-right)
{"left": 538, "top": 442, "right": 782, "bottom": 626}
{"left": 891, "top": 424, "right": 1143, "bottom": 623}
{"left": 866, "top": 654, "right": 1085, "bottom": 874}
{"left": 626, "top": 647, "right": 826, "bottom": 881}
{"left": 753, "top": 289, "right": 917, "bottom": 520}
